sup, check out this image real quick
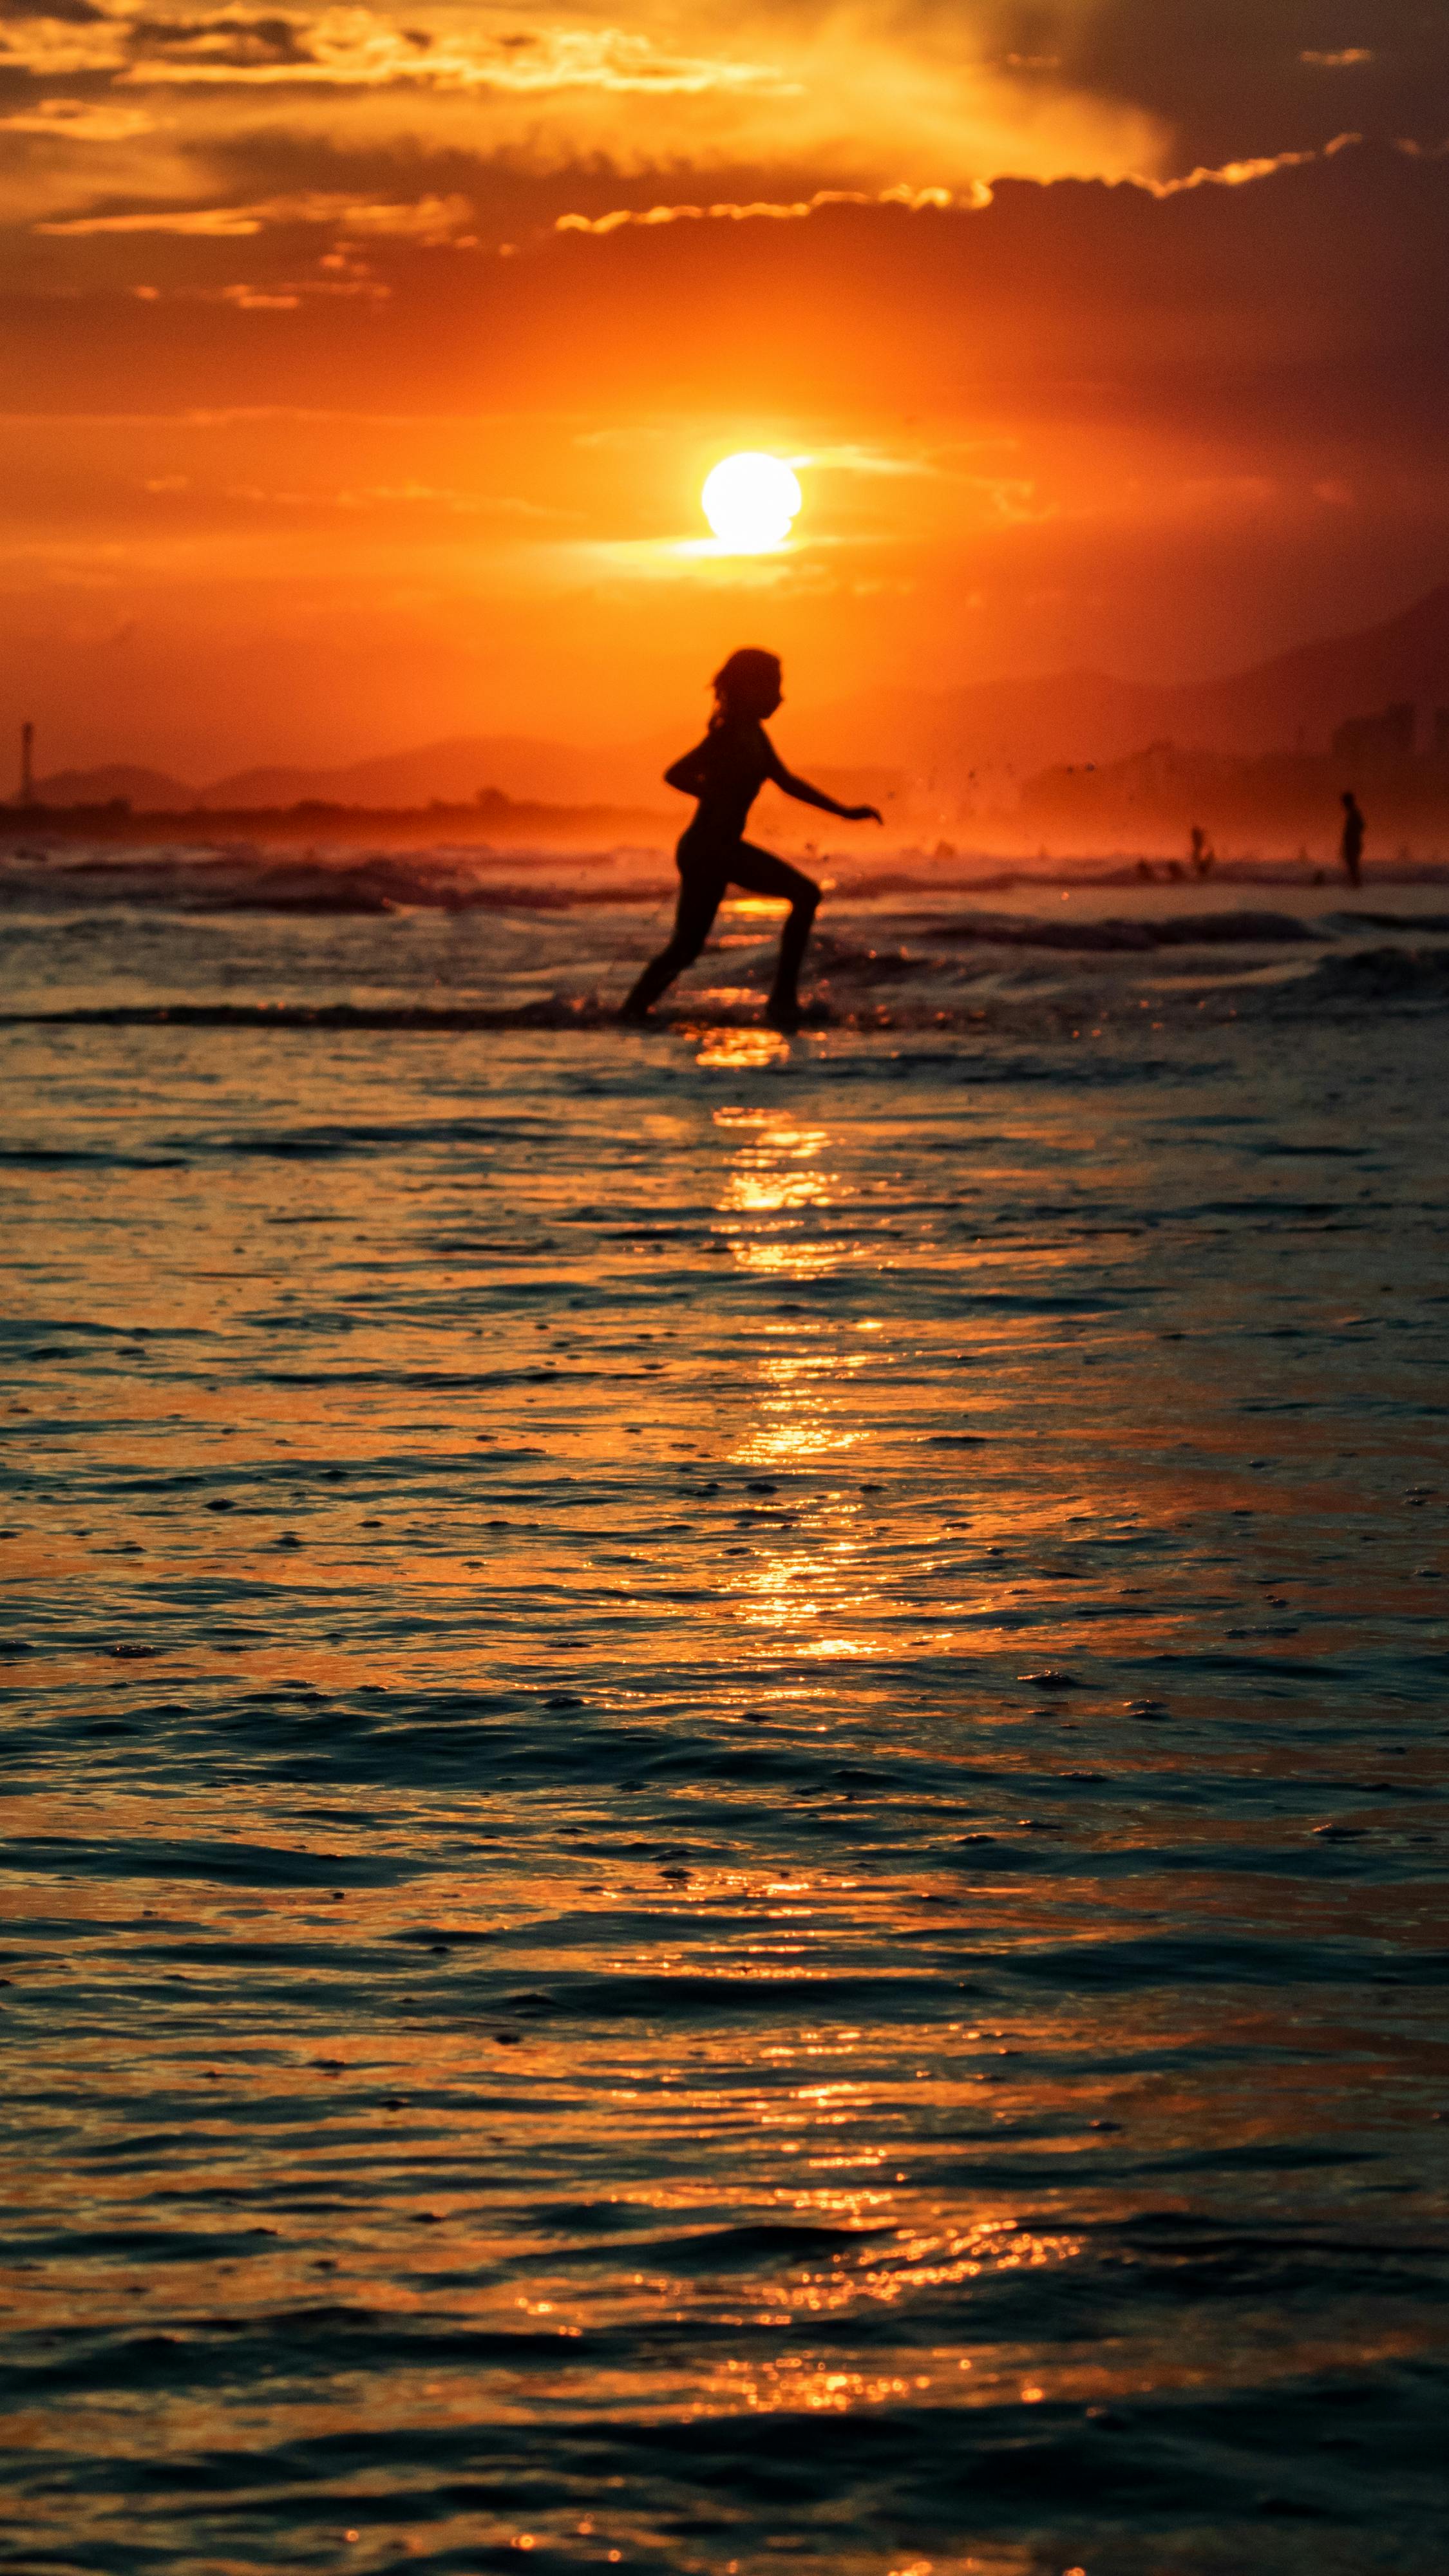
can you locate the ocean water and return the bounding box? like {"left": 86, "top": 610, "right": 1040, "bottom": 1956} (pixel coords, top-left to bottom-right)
{"left": 3, "top": 865, "right": 1448, "bottom": 2576}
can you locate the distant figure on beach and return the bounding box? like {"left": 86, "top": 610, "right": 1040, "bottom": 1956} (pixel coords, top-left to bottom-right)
{"left": 1340, "top": 790, "right": 1365, "bottom": 888}
{"left": 621, "top": 649, "right": 882, "bottom": 1029}
{"left": 1189, "top": 825, "right": 1216, "bottom": 880}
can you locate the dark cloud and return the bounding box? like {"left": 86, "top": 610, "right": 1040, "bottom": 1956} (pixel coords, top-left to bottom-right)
{"left": 0, "top": 0, "right": 104, "bottom": 19}
{"left": 128, "top": 12, "right": 314, "bottom": 66}
{"left": 1025, "top": 0, "right": 1449, "bottom": 166}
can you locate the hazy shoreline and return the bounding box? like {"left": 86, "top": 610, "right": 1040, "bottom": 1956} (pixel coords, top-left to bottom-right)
{"left": 6, "top": 835, "right": 1449, "bottom": 922}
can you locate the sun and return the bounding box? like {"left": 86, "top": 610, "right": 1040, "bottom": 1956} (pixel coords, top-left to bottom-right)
{"left": 701, "top": 452, "right": 802, "bottom": 551}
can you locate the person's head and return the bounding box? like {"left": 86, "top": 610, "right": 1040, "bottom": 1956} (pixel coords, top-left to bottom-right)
{"left": 711, "top": 647, "right": 782, "bottom": 726}
{"left": 1342, "top": 790, "right": 1359, "bottom": 810}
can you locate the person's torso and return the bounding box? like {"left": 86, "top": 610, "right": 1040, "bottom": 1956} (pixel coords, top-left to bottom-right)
{"left": 679, "top": 721, "right": 773, "bottom": 853}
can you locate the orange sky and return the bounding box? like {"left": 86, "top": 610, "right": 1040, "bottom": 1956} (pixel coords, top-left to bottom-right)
{"left": 4, "top": 3, "right": 1449, "bottom": 775}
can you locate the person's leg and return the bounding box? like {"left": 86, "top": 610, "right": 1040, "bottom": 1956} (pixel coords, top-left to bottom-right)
{"left": 728, "top": 844, "right": 820, "bottom": 1025}
{"left": 621, "top": 871, "right": 724, "bottom": 1017}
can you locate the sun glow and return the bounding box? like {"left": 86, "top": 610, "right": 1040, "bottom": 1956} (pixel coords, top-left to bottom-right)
{"left": 701, "top": 451, "right": 802, "bottom": 551}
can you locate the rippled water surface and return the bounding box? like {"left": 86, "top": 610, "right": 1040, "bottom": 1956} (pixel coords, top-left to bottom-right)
{"left": 3, "top": 877, "right": 1448, "bottom": 2576}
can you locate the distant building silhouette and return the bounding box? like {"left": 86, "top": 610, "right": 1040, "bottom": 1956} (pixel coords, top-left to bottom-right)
{"left": 17, "top": 720, "right": 35, "bottom": 808}
{"left": 1331, "top": 702, "right": 1416, "bottom": 766}
{"left": 1340, "top": 790, "right": 1366, "bottom": 887}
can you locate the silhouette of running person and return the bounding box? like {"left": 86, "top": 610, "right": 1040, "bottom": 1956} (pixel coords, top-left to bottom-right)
{"left": 621, "top": 649, "right": 882, "bottom": 1029}
{"left": 1340, "top": 790, "right": 1365, "bottom": 889}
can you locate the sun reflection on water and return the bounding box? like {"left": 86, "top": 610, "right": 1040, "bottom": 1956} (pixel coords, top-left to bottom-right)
{"left": 700, "top": 1100, "right": 893, "bottom": 1656}
{"left": 719, "top": 1132, "right": 834, "bottom": 1216}
{"left": 690, "top": 1025, "right": 792, "bottom": 1071}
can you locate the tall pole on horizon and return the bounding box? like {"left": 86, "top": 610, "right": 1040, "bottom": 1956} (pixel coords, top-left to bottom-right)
{"left": 19, "top": 721, "right": 34, "bottom": 807}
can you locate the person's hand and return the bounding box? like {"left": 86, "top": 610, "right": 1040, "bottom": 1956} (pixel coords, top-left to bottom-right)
{"left": 849, "top": 803, "right": 884, "bottom": 824}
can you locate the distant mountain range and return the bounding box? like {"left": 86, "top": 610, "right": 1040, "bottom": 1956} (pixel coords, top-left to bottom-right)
{"left": 808, "top": 580, "right": 1449, "bottom": 785}
{"left": 29, "top": 737, "right": 641, "bottom": 815}
{"left": 29, "top": 583, "right": 1449, "bottom": 814}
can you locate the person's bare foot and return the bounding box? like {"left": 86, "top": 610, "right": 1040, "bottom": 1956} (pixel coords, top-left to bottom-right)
{"left": 764, "top": 996, "right": 800, "bottom": 1032}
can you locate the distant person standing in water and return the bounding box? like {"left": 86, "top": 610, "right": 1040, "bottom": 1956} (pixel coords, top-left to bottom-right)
{"left": 1340, "top": 790, "right": 1365, "bottom": 888}
{"left": 621, "top": 649, "right": 882, "bottom": 1030}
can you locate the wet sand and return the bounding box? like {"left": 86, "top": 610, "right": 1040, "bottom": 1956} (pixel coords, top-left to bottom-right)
{"left": 2, "top": 873, "right": 1447, "bottom": 2575}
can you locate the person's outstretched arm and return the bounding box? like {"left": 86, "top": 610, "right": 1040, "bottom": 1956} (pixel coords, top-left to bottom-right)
{"left": 762, "top": 735, "right": 882, "bottom": 823}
